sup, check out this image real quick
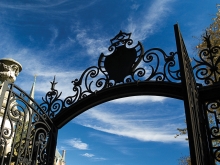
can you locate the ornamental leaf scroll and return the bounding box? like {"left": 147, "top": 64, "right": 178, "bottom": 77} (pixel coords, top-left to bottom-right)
{"left": 41, "top": 31, "right": 181, "bottom": 118}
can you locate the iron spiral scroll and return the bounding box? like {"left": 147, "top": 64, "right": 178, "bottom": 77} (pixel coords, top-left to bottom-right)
{"left": 0, "top": 82, "right": 54, "bottom": 164}
{"left": 41, "top": 31, "right": 181, "bottom": 118}
{"left": 203, "top": 100, "right": 220, "bottom": 162}
{"left": 39, "top": 25, "right": 220, "bottom": 164}
{"left": 192, "top": 33, "right": 220, "bottom": 162}
{"left": 193, "top": 33, "right": 220, "bottom": 85}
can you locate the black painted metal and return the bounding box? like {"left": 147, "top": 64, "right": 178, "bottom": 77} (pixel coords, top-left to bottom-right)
{"left": 41, "top": 26, "right": 216, "bottom": 164}
{"left": 193, "top": 32, "right": 220, "bottom": 163}
{"left": 174, "top": 24, "right": 213, "bottom": 165}
{"left": 193, "top": 33, "right": 220, "bottom": 85}
{"left": 40, "top": 76, "right": 63, "bottom": 118}
{"left": 2, "top": 24, "right": 220, "bottom": 164}
{"left": 0, "top": 81, "right": 57, "bottom": 165}
{"left": 100, "top": 31, "right": 143, "bottom": 83}
{"left": 203, "top": 100, "right": 220, "bottom": 162}
{"left": 199, "top": 84, "right": 220, "bottom": 164}
{"left": 41, "top": 31, "right": 181, "bottom": 119}
{"left": 53, "top": 81, "right": 183, "bottom": 128}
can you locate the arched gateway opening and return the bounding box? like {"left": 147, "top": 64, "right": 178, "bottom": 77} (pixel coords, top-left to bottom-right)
{"left": 58, "top": 96, "right": 188, "bottom": 164}
{"left": 0, "top": 24, "right": 220, "bottom": 165}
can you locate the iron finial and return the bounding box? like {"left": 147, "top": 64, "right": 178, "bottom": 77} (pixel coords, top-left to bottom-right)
{"left": 50, "top": 76, "right": 57, "bottom": 91}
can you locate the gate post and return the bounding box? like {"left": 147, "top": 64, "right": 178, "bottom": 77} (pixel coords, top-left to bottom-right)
{"left": 0, "top": 57, "right": 59, "bottom": 165}
{"left": 46, "top": 124, "right": 58, "bottom": 165}
{"left": 174, "top": 24, "right": 212, "bottom": 165}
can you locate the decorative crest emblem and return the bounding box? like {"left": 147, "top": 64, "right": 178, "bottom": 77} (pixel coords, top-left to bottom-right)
{"left": 41, "top": 30, "right": 181, "bottom": 117}
{"left": 99, "top": 31, "right": 144, "bottom": 83}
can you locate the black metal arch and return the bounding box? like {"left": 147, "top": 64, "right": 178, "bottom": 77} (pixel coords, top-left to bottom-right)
{"left": 2, "top": 23, "right": 220, "bottom": 165}
{"left": 53, "top": 81, "right": 183, "bottom": 128}
{"left": 40, "top": 30, "right": 181, "bottom": 119}
{"left": 37, "top": 24, "right": 220, "bottom": 165}
{"left": 0, "top": 81, "right": 57, "bottom": 165}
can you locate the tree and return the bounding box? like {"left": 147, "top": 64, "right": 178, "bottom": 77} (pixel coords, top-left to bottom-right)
{"left": 177, "top": 5, "right": 220, "bottom": 165}
{"left": 178, "top": 156, "right": 191, "bottom": 165}
{"left": 197, "top": 5, "right": 220, "bottom": 51}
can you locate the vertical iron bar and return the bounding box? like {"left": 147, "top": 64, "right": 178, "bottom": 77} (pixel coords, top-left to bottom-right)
{"left": 174, "top": 24, "right": 196, "bottom": 164}
{"left": 174, "top": 24, "right": 211, "bottom": 165}
{"left": 0, "top": 81, "right": 12, "bottom": 165}
{"left": 0, "top": 81, "right": 9, "bottom": 139}
{"left": 201, "top": 102, "right": 215, "bottom": 164}
{"left": 47, "top": 124, "right": 58, "bottom": 165}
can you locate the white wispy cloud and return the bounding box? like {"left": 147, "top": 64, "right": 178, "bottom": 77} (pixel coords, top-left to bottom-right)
{"left": 110, "top": 96, "right": 166, "bottom": 104}
{"left": 66, "top": 0, "right": 175, "bottom": 60}
{"left": 1, "top": 48, "right": 81, "bottom": 98}
{"left": 56, "top": 145, "right": 73, "bottom": 151}
{"left": 89, "top": 133, "right": 120, "bottom": 145}
{"left": 81, "top": 153, "right": 107, "bottom": 161}
{"left": 74, "top": 107, "right": 187, "bottom": 143}
{"left": 66, "top": 138, "right": 89, "bottom": 150}
{"left": 126, "top": 0, "right": 175, "bottom": 42}
{"left": 0, "top": 1, "right": 68, "bottom": 10}
{"left": 0, "top": 0, "right": 98, "bottom": 14}
{"left": 0, "top": 29, "right": 83, "bottom": 98}
{"left": 0, "top": 0, "right": 177, "bottom": 102}
{"left": 57, "top": 37, "right": 76, "bottom": 51}
{"left": 130, "top": 4, "right": 140, "bottom": 10}
{"left": 73, "top": 27, "right": 109, "bottom": 57}
{"left": 93, "top": 157, "right": 107, "bottom": 161}
{"left": 49, "top": 26, "right": 58, "bottom": 47}
{"left": 81, "top": 153, "right": 94, "bottom": 157}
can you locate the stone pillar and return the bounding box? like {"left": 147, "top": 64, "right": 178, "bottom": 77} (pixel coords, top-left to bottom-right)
{"left": 0, "top": 58, "right": 22, "bottom": 156}
{"left": 0, "top": 58, "right": 22, "bottom": 85}
{"left": 0, "top": 58, "right": 22, "bottom": 112}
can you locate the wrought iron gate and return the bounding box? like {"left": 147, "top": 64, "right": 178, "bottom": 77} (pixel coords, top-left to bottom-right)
{"left": 0, "top": 81, "right": 57, "bottom": 165}
{"left": 175, "top": 24, "right": 213, "bottom": 165}
{"left": 1, "top": 24, "right": 220, "bottom": 165}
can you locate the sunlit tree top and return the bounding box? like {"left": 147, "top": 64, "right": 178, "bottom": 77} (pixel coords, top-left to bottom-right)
{"left": 197, "top": 5, "right": 220, "bottom": 49}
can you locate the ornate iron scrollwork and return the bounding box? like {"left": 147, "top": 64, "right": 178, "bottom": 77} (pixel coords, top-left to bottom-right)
{"left": 193, "top": 33, "right": 220, "bottom": 163}
{"left": 193, "top": 33, "right": 220, "bottom": 85}
{"left": 40, "top": 77, "right": 64, "bottom": 118}
{"left": 203, "top": 100, "right": 220, "bottom": 162}
{"left": 41, "top": 31, "right": 181, "bottom": 117}
{"left": 0, "top": 81, "right": 54, "bottom": 164}
{"left": 133, "top": 49, "right": 180, "bottom": 82}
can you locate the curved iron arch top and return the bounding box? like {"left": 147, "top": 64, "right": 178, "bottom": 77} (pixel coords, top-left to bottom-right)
{"left": 53, "top": 81, "right": 184, "bottom": 128}
{"left": 39, "top": 25, "right": 220, "bottom": 132}
{"left": 32, "top": 24, "right": 220, "bottom": 165}
{"left": 40, "top": 31, "right": 182, "bottom": 120}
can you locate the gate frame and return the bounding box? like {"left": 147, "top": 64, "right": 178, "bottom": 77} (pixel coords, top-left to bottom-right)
{"left": 1, "top": 24, "right": 219, "bottom": 165}
{"left": 50, "top": 24, "right": 214, "bottom": 165}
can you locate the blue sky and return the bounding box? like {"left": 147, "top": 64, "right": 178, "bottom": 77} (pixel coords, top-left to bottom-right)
{"left": 0, "top": 0, "right": 219, "bottom": 164}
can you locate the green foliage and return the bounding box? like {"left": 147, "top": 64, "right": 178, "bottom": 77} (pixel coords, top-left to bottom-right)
{"left": 14, "top": 121, "right": 28, "bottom": 144}
{"left": 176, "top": 5, "right": 220, "bottom": 165}
{"left": 197, "top": 5, "right": 220, "bottom": 50}
{"left": 178, "top": 156, "right": 191, "bottom": 165}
